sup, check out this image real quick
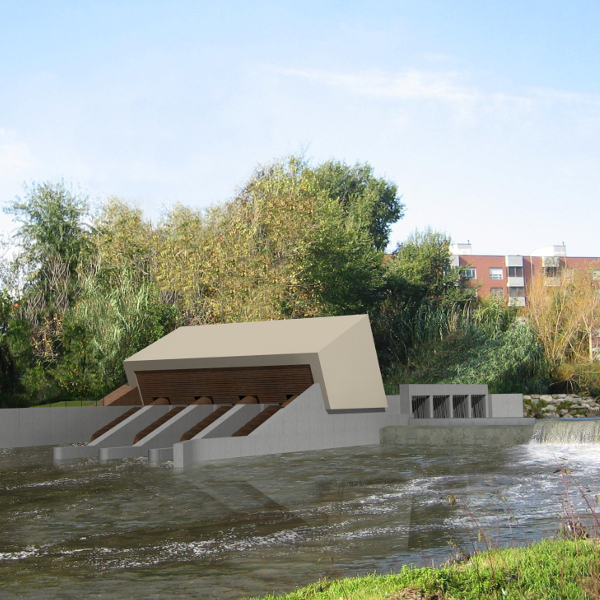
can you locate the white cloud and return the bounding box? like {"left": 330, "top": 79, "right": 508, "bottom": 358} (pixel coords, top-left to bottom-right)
{"left": 272, "top": 66, "right": 600, "bottom": 121}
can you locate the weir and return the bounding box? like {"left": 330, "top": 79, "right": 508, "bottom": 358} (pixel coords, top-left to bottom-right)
{"left": 531, "top": 418, "right": 600, "bottom": 444}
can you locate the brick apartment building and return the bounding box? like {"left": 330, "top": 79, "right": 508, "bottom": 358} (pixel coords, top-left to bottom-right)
{"left": 450, "top": 243, "right": 600, "bottom": 307}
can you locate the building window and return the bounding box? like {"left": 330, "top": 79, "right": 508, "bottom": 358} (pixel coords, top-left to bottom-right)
{"left": 463, "top": 268, "right": 476, "bottom": 279}
{"left": 543, "top": 266, "right": 559, "bottom": 278}
{"left": 490, "top": 287, "right": 504, "bottom": 298}
{"left": 508, "top": 266, "right": 523, "bottom": 277}
{"left": 489, "top": 268, "right": 504, "bottom": 280}
{"left": 593, "top": 270, "right": 600, "bottom": 281}
{"left": 508, "top": 287, "right": 525, "bottom": 298}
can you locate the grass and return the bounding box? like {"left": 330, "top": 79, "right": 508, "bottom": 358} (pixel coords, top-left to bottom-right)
{"left": 246, "top": 464, "right": 600, "bottom": 600}
{"left": 35, "top": 400, "right": 99, "bottom": 407}
{"left": 245, "top": 539, "right": 600, "bottom": 600}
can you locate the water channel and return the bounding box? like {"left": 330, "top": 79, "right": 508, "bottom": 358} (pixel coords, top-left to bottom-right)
{"left": 1, "top": 439, "right": 599, "bottom": 599}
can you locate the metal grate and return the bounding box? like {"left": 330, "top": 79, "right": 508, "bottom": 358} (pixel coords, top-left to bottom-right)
{"left": 433, "top": 395, "right": 449, "bottom": 418}
{"left": 471, "top": 395, "right": 486, "bottom": 418}
{"left": 452, "top": 395, "right": 468, "bottom": 418}
{"left": 411, "top": 395, "right": 430, "bottom": 419}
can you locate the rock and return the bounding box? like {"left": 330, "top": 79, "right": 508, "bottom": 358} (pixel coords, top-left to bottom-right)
{"left": 523, "top": 395, "right": 532, "bottom": 400}
{"left": 563, "top": 414, "right": 574, "bottom": 419}
{"left": 557, "top": 394, "right": 567, "bottom": 398}
{"left": 559, "top": 409, "right": 569, "bottom": 416}
{"left": 540, "top": 395, "right": 553, "bottom": 402}
{"left": 542, "top": 405, "right": 557, "bottom": 411}
{"left": 531, "top": 394, "right": 540, "bottom": 399}
{"left": 531, "top": 398, "right": 539, "bottom": 405}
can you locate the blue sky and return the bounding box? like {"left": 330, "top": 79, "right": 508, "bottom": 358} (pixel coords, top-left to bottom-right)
{"left": 1, "top": 0, "right": 599, "bottom": 256}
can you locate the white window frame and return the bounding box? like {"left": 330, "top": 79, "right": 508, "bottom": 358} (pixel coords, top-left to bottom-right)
{"left": 489, "top": 268, "right": 504, "bottom": 280}
{"left": 463, "top": 268, "right": 476, "bottom": 280}
{"left": 490, "top": 287, "right": 504, "bottom": 298}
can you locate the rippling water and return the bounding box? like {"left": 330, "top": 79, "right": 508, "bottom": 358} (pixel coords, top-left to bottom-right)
{"left": 1, "top": 442, "right": 599, "bottom": 599}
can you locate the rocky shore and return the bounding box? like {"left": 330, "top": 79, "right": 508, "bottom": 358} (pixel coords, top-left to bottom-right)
{"left": 523, "top": 394, "right": 600, "bottom": 418}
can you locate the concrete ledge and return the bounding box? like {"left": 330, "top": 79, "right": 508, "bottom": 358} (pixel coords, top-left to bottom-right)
{"left": 98, "top": 446, "right": 147, "bottom": 461}
{"left": 381, "top": 423, "right": 536, "bottom": 446}
{"left": 148, "top": 447, "right": 173, "bottom": 462}
{"left": 53, "top": 445, "right": 100, "bottom": 461}
{"left": 407, "top": 417, "right": 536, "bottom": 427}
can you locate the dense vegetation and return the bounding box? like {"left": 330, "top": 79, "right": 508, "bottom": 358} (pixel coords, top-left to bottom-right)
{"left": 0, "top": 155, "right": 597, "bottom": 407}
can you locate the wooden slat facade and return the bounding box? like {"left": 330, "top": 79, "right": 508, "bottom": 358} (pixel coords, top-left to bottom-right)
{"left": 135, "top": 364, "right": 314, "bottom": 405}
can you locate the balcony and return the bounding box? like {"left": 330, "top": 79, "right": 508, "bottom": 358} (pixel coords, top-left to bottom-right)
{"left": 542, "top": 256, "right": 561, "bottom": 268}
{"left": 507, "top": 276, "right": 525, "bottom": 287}
{"left": 508, "top": 297, "right": 526, "bottom": 307}
{"left": 505, "top": 255, "right": 524, "bottom": 267}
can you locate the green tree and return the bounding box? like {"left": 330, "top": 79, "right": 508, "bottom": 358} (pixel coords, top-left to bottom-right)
{"left": 372, "top": 229, "right": 473, "bottom": 371}
{"left": 203, "top": 156, "right": 391, "bottom": 321}
{"left": 4, "top": 182, "right": 92, "bottom": 365}
{"left": 311, "top": 160, "right": 404, "bottom": 251}
{"left": 57, "top": 274, "right": 180, "bottom": 399}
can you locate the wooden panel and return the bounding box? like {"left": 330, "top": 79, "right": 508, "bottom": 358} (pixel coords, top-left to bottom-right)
{"left": 135, "top": 364, "right": 314, "bottom": 405}
{"left": 98, "top": 385, "right": 142, "bottom": 406}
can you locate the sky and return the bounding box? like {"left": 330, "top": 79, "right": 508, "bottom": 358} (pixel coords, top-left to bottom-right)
{"left": 1, "top": 0, "right": 599, "bottom": 257}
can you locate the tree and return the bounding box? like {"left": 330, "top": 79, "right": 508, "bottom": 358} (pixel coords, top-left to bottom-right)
{"left": 91, "top": 197, "right": 154, "bottom": 284}
{"left": 203, "top": 156, "right": 390, "bottom": 321}
{"left": 372, "top": 228, "right": 473, "bottom": 372}
{"left": 2, "top": 183, "right": 92, "bottom": 385}
{"left": 387, "top": 228, "right": 469, "bottom": 304}
{"left": 311, "top": 160, "right": 404, "bottom": 251}
{"left": 4, "top": 182, "right": 91, "bottom": 304}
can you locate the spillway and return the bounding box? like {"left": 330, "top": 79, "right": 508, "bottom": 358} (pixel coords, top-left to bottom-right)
{"left": 531, "top": 418, "right": 600, "bottom": 444}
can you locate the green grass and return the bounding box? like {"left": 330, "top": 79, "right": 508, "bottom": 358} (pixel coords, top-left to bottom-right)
{"left": 35, "top": 400, "right": 99, "bottom": 407}
{"left": 246, "top": 539, "right": 600, "bottom": 600}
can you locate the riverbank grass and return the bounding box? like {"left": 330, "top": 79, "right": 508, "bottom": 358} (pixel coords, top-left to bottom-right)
{"left": 248, "top": 539, "right": 600, "bottom": 600}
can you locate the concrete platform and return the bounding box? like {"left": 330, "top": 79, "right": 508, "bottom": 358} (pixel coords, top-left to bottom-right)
{"left": 381, "top": 419, "right": 536, "bottom": 446}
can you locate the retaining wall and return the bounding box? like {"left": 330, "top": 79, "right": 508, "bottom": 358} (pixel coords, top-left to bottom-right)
{"left": 381, "top": 420, "right": 536, "bottom": 446}
{"left": 0, "top": 406, "right": 131, "bottom": 449}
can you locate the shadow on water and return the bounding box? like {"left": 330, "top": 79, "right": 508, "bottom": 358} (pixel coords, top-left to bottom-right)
{"left": 1, "top": 440, "right": 599, "bottom": 599}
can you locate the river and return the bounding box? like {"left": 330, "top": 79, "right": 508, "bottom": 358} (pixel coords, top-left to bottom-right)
{"left": 1, "top": 440, "right": 599, "bottom": 599}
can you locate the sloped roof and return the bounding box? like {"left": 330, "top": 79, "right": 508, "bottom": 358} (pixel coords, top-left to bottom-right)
{"left": 126, "top": 314, "right": 364, "bottom": 362}
{"left": 124, "top": 314, "right": 386, "bottom": 410}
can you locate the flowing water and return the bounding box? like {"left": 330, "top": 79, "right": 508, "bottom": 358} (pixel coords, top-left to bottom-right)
{"left": 1, "top": 440, "right": 600, "bottom": 599}
{"left": 533, "top": 418, "right": 600, "bottom": 444}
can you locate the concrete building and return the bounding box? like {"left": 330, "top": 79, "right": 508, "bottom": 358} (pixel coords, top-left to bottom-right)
{"left": 0, "top": 315, "right": 532, "bottom": 465}
{"left": 450, "top": 243, "right": 600, "bottom": 307}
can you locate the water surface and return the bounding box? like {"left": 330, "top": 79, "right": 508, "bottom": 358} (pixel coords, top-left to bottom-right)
{"left": 1, "top": 442, "right": 599, "bottom": 599}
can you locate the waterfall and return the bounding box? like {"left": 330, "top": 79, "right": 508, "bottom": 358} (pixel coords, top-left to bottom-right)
{"left": 532, "top": 419, "right": 600, "bottom": 444}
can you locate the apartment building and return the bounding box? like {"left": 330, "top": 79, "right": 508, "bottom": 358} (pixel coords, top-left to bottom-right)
{"left": 450, "top": 244, "right": 600, "bottom": 307}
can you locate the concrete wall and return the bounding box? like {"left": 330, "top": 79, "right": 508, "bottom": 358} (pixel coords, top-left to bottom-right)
{"left": 400, "top": 384, "right": 490, "bottom": 419}
{"left": 0, "top": 406, "right": 131, "bottom": 449}
{"left": 381, "top": 420, "right": 536, "bottom": 446}
{"left": 173, "top": 384, "right": 407, "bottom": 467}
{"left": 490, "top": 394, "right": 524, "bottom": 418}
